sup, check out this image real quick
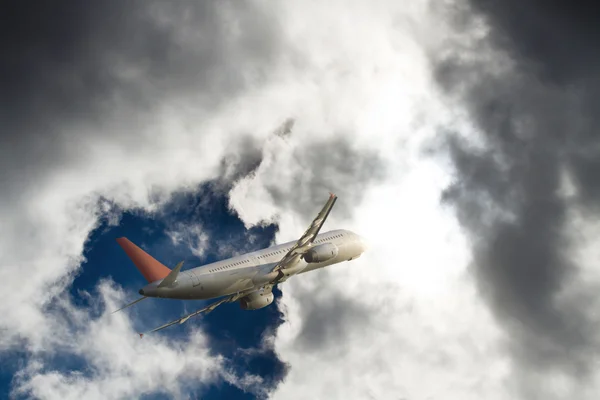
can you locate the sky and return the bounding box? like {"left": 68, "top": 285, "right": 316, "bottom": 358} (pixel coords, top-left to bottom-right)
{"left": 2, "top": 1, "right": 600, "bottom": 399}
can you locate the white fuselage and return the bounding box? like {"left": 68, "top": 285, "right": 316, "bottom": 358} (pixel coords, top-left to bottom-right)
{"left": 140, "top": 229, "right": 366, "bottom": 300}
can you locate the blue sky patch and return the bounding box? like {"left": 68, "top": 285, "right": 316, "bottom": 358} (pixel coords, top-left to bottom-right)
{"left": 9, "top": 182, "right": 289, "bottom": 399}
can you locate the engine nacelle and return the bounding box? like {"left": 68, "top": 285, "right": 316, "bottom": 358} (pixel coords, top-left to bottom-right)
{"left": 239, "top": 291, "right": 274, "bottom": 310}
{"left": 304, "top": 243, "right": 338, "bottom": 263}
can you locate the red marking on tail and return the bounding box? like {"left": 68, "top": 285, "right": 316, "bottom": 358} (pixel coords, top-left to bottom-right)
{"left": 116, "top": 237, "right": 171, "bottom": 283}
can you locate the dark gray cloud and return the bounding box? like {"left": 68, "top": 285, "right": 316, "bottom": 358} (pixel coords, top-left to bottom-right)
{"left": 0, "top": 0, "right": 282, "bottom": 203}
{"left": 290, "top": 269, "right": 372, "bottom": 353}
{"left": 433, "top": 0, "right": 600, "bottom": 392}
{"left": 265, "top": 135, "right": 388, "bottom": 221}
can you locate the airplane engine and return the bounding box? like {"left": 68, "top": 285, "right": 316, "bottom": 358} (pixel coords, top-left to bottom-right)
{"left": 304, "top": 243, "right": 338, "bottom": 263}
{"left": 239, "top": 291, "right": 274, "bottom": 310}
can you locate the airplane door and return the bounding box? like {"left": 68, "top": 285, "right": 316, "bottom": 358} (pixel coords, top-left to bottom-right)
{"left": 190, "top": 270, "right": 201, "bottom": 287}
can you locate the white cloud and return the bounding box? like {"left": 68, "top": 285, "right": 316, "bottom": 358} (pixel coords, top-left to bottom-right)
{"left": 10, "top": 282, "right": 265, "bottom": 400}
{"left": 166, "top": 223, "right": 211, "bottom": 258}
{"left": 226, "top": 2, "right": 514, "bottom": 399}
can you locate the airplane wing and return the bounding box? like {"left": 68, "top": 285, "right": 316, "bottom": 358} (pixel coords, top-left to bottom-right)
{"left": 138, "top": 291, "right": 248, "bottom": 337}
{"left": 271, "top": 193, "right": 337, "bottom": 272}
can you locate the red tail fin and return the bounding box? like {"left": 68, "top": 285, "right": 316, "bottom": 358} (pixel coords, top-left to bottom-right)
{"left": 116, "top": 237, "right": 171, "bottom": 283}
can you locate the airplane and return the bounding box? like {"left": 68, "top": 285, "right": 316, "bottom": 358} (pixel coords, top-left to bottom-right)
{"left": 113, "top": 193, "right": 367, "bottom": 336}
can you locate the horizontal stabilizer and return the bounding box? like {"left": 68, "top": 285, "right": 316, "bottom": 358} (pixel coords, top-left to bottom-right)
{"left": 116, "top": 237, "right": 172, "bottom": 283}
{"left": 158, "top": 261, "right": 184, "bottom": 288}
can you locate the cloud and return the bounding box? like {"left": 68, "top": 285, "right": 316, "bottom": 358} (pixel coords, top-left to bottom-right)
{"left": 431, "top": 0, "right": 600, "bottom": 397}
{"left": 0, "top": 1, "right": 282, "bottom": 203}
{"left": 166, "top": 223, "right": 210, "bottom": 258}
{"left": 0, "top": 0, "right": 529, "bottom": 399}
{"left": 12, "top": 282, "right": 271, "bottom": 400}
{"left": 285, "top": 272, "right": 373, "bottom": 353}
{"left": 223, "top": 2, "right": 516, "bottom": 399}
